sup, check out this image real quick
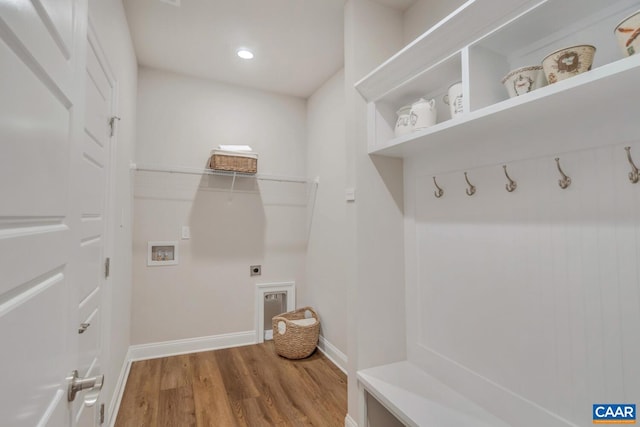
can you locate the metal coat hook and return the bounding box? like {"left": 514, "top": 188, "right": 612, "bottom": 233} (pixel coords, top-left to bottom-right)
{"left": 555, "top": 157, "right": 571, "bottom": 189}
{"left": 433, "top": 176, "right": 444, "bottom": 198}
{"left": 625, "top": 146, "right": 639, "bottom": 184}
{"left": 464, "top": 172, "right": 476, "bottom": 196}
{"left": 502, "top": 165, "right": 517, "bottom": 193}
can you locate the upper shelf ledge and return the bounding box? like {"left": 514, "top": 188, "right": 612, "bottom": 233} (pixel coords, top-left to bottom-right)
{"left": 370, "top": 53, "right": 640, "bottom": 164}
{"left": 354, "top": 0, "right": 539, "bottom": 102}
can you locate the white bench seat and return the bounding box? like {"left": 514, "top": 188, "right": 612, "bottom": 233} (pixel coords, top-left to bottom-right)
{"left": 357, "top": 361, "right": 510, "bottom": 427}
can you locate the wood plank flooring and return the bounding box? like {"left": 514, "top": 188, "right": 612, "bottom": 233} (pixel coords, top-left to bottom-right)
{"left": 114, "top": 341, "right": 347, "bottom": 427}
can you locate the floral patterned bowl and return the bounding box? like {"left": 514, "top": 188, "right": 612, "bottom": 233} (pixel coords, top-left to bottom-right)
{"left": 615, "top": 10, "right": 640, "bottom": 57}
{"left": 542, "top": 45, "right": 596, "bottom": 84}
{"left": 501, "top": 65, "right": 546, "bottom": 97}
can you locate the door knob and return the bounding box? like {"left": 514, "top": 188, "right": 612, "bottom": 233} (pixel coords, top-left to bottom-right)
{"left": 67, "top": 370, "right": 104, "bottom": 402}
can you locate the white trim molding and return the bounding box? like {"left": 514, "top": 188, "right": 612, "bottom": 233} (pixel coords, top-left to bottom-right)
{"left": 128, "top": 331, "right": 256, "bottom": 361}
{"left": 345, "top": 414, "right": 358, "bottom": 427}
{"left": 317, "top": 335, "right": 347, "bottom": 374}
{"left": 107, "top": 347, "right": 133, "bottom": 427}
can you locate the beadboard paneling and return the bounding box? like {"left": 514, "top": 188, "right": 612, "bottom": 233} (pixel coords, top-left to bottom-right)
{"left": 407, "top": 141, "right": 640, "bottom": 426}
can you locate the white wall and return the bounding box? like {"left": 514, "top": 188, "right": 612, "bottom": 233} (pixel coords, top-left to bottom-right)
{"left": 402, "top": 0, "right": 467, "bottom": 44}
{"left": 344, "top": 0, "right": 406, "bottom": 424}
{"left": 88, "top": 2, "right": 137, "bottom": 425}
{"left": 305, "top": 69, "right": 348, "bottom": 355}
{"left": 132, "top": 68, "right": 308, "bottom": 344}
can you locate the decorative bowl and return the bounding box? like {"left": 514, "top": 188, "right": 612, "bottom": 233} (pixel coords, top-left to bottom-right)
{"left": 541, "top": 45, "right": 596, "bottom": 84}
{"left": 501, "top": 65, "right": 546, "bottom": 97}
{"left": 615, "top": 10, "right": 640, "bottom": 57}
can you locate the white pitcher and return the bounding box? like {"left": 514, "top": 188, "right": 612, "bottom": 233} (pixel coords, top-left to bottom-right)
{"left": 443, "top": 82, "right": 464, "bottom": 119}
{"left": 410, "top": 98, "right": 437, "bottom": 130}
{"left": 394, "top": 105, "right": 412, "bottom": 137}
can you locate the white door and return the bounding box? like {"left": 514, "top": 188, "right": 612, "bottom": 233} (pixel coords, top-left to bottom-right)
{"left": 74, "top": 20, "right": 115, "bottom": 427}
{"left": 0, "top": 1, "right": 110, "bottom": 426}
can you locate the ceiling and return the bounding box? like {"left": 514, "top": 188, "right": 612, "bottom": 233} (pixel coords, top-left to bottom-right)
{"left": 123, "top": 0, "right": 417, "bottom": 98}
{"left": 123, "top": 0, "right": 346, "bottom": 98}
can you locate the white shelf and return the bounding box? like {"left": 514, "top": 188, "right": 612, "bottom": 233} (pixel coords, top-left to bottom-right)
{"left": 358, "top": 362, "right": 510, "bottom": 427}
{"left": 475, "top": 0, "right": 638, "bottom": 62}
{"left": 375, "top": 51, "right": 462, "bottom": 112}
{"left": 358, "top": 0, "right": 640, "bottom": 165}
{"left": 354, "top": 0, "right": 537, "bottom": 102}
{"left": 133, "top": 163, "right": 309, "bottom": 184}
{"left": 370, "top": 54, "right": 640, "bottom": 167}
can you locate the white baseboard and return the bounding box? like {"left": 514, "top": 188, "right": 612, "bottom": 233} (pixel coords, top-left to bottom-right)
{"left": 128, "top": 330, "right": 256, "bottom": 361}
{"left": 317, "top": 335, "right": 347, "bottom": 374}
{"left": 345, "top": 414, "right": 358, "bottom": 427}
{"left": 108, "top": 348, "right": 133, "bottom": 427}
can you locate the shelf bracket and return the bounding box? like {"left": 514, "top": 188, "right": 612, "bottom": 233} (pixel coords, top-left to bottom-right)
{"left": 307, "top": 177, "right": 320, "bottom": 241}
{"left": 228, "top": 172, "right": 237, "bottom": 201}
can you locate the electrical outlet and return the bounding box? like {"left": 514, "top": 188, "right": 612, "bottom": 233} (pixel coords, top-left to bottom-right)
{"left": 250, "top": 265, "right": 261, "bottom": 276}
{"left": 181, "top": 226, "right": 190, "bottom": 239}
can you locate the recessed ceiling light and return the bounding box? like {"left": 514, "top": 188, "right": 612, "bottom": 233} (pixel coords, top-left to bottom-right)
{"left": 237, "top": 49, "right": 254, "bottom": 60}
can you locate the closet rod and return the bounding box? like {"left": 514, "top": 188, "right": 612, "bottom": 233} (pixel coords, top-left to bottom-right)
{"left": 132, "top": 163, "right": 308, "bottom": 184}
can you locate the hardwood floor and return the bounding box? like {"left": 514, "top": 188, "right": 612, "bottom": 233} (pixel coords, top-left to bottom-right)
{"left": 114, "top": 341, "right": 347, "bottom": 426}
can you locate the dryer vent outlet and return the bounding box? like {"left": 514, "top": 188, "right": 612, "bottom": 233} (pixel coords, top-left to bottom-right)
{"left": 250, "top": 265, "right": 262, "bottom": 276}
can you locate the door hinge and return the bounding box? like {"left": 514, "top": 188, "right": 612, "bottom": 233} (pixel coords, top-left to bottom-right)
{"left": 108, "top": 116, "right": 121, "bottom": 137}
{"left": 99, "top": 403, "right": 105, "bottom": 424}
{"left": 105, "top": 257, "right": 110, "bottom": 279}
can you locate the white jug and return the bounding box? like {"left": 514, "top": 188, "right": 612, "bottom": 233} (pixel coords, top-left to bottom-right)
{"left": 410, "top": 98, "right": 437, "bottom": 130}
{"left": 394, "top": 105, "right": 412, "bottom": 137}
{"left": 443, "top": 82, "right": 464, "bottom": 119}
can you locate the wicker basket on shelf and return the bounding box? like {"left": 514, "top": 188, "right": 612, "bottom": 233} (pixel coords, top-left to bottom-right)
{"left": 208, "top": 150, "right": 257, "bottom": 174}
{"left": 272, "top": 306, "right": 320, "bottom": 359}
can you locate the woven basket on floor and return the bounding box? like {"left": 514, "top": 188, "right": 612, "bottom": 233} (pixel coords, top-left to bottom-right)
{"left": 272, "top": 306, "right": 320, "bottom": 359}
